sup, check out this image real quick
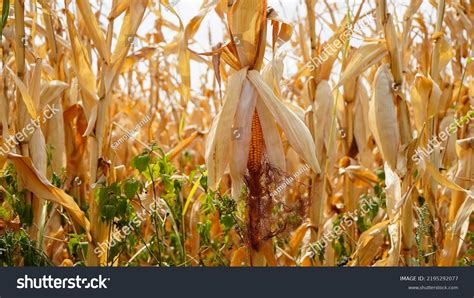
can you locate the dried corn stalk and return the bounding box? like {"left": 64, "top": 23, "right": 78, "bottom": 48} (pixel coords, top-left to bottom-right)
{"left": 205, "top": 0, "right": 320, "bottom": 265}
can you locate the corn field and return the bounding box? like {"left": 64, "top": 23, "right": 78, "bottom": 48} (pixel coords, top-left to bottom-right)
{"left": 0, "top": 0, "right": 473, "bottom": 267}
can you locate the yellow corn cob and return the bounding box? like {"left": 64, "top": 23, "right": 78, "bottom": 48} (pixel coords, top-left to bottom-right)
{"left": 247, "top": 112, "right": 265, "bottom": 174}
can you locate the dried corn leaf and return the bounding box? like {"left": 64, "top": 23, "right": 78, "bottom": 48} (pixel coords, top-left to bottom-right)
{"left": 248, "top": 70, "right": 321, "bottom": 173}
{"left": 384, "top": 163, "right": 403, "bottom": 219}
{"left": 424, "top": 159, "right": 471, "bottom": 195}
{"left": 6, "top": 67, "right": 37, "bottom": 119}
{"left": 205, "top": 68, "right": 247, "bottom": 189}
{"left": 7, "top": 153, "right": 91, "bottom": 240}
{"left": 66, "top": 10, "right": 98, "bottom": 135}
{"left": 255, "top": 94, "right": 285, "bottom": 171}
{"left": 229, "top": 79, "right": 257, "bottom": 199}
{"left": 228, "top": 0, "right": 267, "bottom": 68}
{"left": 76, "top": 0, "right": 110, "bottom": 62}
{"left": 369, "top": 64, "right": 400, "bottom": 169}
{"left": 336, "top": 43, "right": 387, "bottom": 88}
{"left": 350, "top": 220, "right": 390, "bottom": 266}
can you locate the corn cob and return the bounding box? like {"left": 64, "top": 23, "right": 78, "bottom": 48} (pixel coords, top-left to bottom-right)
{"left": 247, "top": 111, "right": 265, "bottom": 174}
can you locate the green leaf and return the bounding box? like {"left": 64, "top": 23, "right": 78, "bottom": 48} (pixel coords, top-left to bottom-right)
{"left": 123, "top": 179, "right": 140, "bottom": 199}
{"left": 102, "top": 205, "right": 116, "bottom": 221}
{"left": 375, "top": 168, "right": 385, "bottom": 181}
{"left": 131, "top": 154, "right": 151, "bottom": 173}
{"left": 0, "top": 205, "right": 10, "bottom": 218}
{"left": 143, "top": 160, "right": 160, "bottom": 182}
{"left": 0, "top": 0, "right": 10, "bottom": 34}
{"left": 221, "top": 214, "right": 235, "bottom": 230}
